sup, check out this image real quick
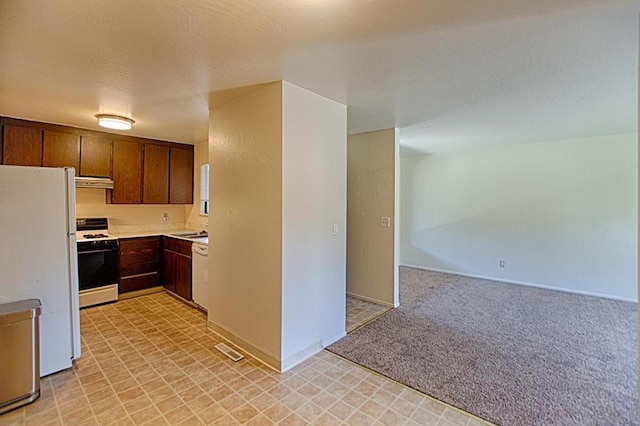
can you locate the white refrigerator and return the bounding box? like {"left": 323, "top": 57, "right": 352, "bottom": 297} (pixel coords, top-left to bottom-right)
{"left": 0, "top": 165, "right": 81, "bottom": 376}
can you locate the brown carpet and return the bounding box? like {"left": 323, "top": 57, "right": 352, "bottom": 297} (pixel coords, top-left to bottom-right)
{"left": 328, "top": 267, "right": 638, "bottom": 425}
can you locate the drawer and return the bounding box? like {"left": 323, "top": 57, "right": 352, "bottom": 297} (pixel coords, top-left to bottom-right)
{"left": 120, "top": 260, "right": 159, "bottom": 278}
{"left": 120, "top": 272, "right": 159, "bottom": 294}
{"left": 119, "top": 237, "right": 160, "bottom": 265}
{"left": 120, "top": 236, "right": 160, "bottom": 253}
{"left": 163, "top": 237, "right": 192, "bottom": 256}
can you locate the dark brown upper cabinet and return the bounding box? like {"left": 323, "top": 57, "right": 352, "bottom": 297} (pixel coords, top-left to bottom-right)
{"left": 80, "top": 136, "right": 112, "bottom": 178}
{"left": 43, "top": 130, "right": 79, "bottom": 174}
{"left": 169, "top": 147, "right": 193, "bottom": 204}
{"left": 143, "top": 144, "right": 170, "bottom": 204}
{"left": 1, "top": 116, "right": 194, "bottom": 206}
{"left": 2, "top": 124, "right": 43, "bottom": 166}
{"left": 112, "top": 140, "right": 142, "bottom": 204}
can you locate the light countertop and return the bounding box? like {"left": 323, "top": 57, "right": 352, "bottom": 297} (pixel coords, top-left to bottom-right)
{"left": 111, "top": 229, "right": 208, "bottom": 245}
{"left": 191, "top": 237, "right": 208, "bottom": 246}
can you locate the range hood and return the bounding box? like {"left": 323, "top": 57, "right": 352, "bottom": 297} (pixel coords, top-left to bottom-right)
{"left": 75, "top": 176, "right": 114, "bottom": 189}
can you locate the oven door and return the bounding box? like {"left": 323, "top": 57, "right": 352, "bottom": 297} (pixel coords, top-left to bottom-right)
{"left": 77, "top": 241, "right": 118, "bottom": 291}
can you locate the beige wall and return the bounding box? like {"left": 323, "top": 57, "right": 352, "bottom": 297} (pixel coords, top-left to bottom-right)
{"left": 75, "top": 188, "right": 187, "bottom": 231}
{"left": 347, "top": 128, "right": 399, "bottom": 307}
{"left": 208, "top": 82, "right": 283, "bottom": 363}
{"left": 186, "top": 140, "right": 209, "bottom": 230}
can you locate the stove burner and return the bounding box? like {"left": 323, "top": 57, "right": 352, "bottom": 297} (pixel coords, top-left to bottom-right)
{"left": 83, "top": 233, "right": 109, "bottom": 239}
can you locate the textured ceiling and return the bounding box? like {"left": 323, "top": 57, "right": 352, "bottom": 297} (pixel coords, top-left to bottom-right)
{"left": 0, "top": 0, "right": 637, "bottom": 151}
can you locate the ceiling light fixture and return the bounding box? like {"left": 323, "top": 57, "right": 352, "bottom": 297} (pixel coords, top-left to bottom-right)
{"left": 96, "top": 114, "right": 134, "bottom": 130}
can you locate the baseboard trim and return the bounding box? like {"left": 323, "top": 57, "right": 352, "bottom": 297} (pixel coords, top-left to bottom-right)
{"left": 281, "top": 341, "right": 323, "bottom": 372}
{"left": 118, "top": 286, "right": 164, "bottom": 300}
{"left": 401, "top": 264, "right": 637, "bottom": 303}
{"left": 347, "top": 292, "right": 395, "bottom": 307}
{"left": 206, "top": 321, "right": 280, "bottom": 372}
{"left": 165, "top": 290, "right": 199, "bottom": 308}
{"left": 322, "top": 332, "right": 346, "bottom": 347}
{"left": 206, "top": 321, "right": 327, "bottom": 373}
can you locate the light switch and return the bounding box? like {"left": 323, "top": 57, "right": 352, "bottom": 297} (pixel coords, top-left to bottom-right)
{"left": 332, "top": 223, "right": 339, "bottom": 235}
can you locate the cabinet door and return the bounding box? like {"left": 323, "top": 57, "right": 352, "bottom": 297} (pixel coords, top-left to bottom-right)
{"left": 43, "top": 130, "right": 79, "bottom": 174}
{"left": 163, "top": 250, "right": 177, "bottom": 293}
{"left": 169, "top": 147, "right": 193, "bottom": 204}
{"left": 175, "top": 253, "right": 192, "bottom": 301}
{"left": 80, "top": 136, "right": 112, "bottom": 177}
{"left": 2, "top": 125, "right": 42, "bottom": 166}
{"left": 112, "top": 140, "right": 142, "bottom": 203}
{"left": 143, "top": 144, "right": 169, "bottom": 204}
{"left": 163, "top": 237, "right": 192, "bottom": 256}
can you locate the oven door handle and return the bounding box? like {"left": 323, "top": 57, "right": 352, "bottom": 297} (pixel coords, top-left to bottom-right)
{"left": 77, "top": 248, "right": 117, "bottom": 255}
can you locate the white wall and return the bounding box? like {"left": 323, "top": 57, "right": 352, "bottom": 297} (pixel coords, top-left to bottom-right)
{"left": 281, "top": 81, "right": 347, "bottom": 368}
{"left": 347, "top": 129, "right": 400, "bottom": 307}
{"left": 401, "top": 133, "right": 638, "bottom": 301}
{"left": 208, "top": 82, "right": 283, "bottom": 362}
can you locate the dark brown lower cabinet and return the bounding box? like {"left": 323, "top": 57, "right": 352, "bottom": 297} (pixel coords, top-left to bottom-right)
{"left": 175, "top": 254, "right": 192, "bottom": 301}
{"left": 163, "top": 250, "right": 177, "bottom": 293}
{"left": 162, "top": 237, "right": 192, "bottom": 301}
{"left": 119, "top": 237, "right": 161, "bottom": 294}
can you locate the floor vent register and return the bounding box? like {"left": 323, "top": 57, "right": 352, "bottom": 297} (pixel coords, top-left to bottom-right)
{"left": 214, "top": 342, "right": 245, "bottom": 362}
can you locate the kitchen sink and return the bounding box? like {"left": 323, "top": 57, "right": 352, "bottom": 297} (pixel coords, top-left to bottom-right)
{"left": 170, "top": 231, "right": 208, "bottom": 239}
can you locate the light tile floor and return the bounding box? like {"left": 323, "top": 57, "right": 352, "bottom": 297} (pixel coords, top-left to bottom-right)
{"left": 0, "top": 293, "right": 490, "bottom": 425}
{"left": 345, "top": 296, "right": 391, "bottom": 333}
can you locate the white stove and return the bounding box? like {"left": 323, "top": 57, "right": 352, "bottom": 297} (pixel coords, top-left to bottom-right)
{"left": 76, "top": 217, "right": 117, "bottom": 241}
{"left": 77, "top": 231, "right": 117, "bottom": 242}
{"left": 76, "top": 218, "right": 119, "bottom": 308}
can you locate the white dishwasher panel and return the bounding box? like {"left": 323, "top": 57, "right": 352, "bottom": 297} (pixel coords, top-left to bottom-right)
{"left": 191, "top": 243, "right": 209, "bottom": 312}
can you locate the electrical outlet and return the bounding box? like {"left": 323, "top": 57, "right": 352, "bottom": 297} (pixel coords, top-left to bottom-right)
{"left": 499, "top": 260, "right": 505, "bottom": 268}
{"left": 380, "top": 217, "right": 391, "bottom": 228}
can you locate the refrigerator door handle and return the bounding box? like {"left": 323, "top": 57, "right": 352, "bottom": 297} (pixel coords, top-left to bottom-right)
{"left": 65, "top": 168, "right": 77, "bottom": 236}
{"left": 65, "top": 168, "right": 81, "bottom": 360}
{"left": 67, "top": 233, "right": 81, "bottom": 360}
